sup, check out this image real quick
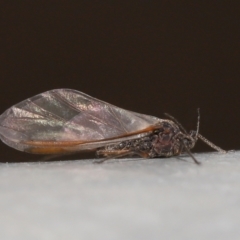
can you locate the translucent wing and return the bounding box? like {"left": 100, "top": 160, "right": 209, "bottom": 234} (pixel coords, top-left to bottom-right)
{"left": 0, "top": 89, "right": 162, "bottom": 154}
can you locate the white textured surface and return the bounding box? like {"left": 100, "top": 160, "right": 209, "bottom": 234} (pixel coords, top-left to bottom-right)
{"left": 1, "top": 151, "right": 240, "bottom": 240}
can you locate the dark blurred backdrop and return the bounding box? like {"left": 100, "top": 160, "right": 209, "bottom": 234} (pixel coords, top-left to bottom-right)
{"left": 0, "top": 1, "right": 240, "bottom": 162}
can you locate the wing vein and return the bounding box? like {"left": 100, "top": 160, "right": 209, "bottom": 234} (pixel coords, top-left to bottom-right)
{"left": 53, "top": 91, "right": 124, "bottom": 132}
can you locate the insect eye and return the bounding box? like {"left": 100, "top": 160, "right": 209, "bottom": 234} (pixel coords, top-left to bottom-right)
{"left": 182, "top": 136, "right": 196, "bottom": 150}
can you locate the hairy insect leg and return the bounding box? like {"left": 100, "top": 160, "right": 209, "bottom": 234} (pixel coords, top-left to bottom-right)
{"left": 197, "top": 133, "right": 226, "bottom": 153}
{"left": 94, "top": 150, "right": 149, "bottom": 164}
{"left": 181, "top": 140, "right": 201, "bottom": 165}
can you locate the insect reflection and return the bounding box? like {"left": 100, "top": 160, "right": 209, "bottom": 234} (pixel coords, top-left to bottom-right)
{"left": 0, "top": 89, "right": 226, "bottom": 164}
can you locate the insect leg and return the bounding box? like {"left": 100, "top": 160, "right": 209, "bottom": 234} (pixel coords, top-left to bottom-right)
{"left": 197, "top": 133, "right": 226, "bottom": 153}
{"left": 94, "top": 150, "right": 149, "bottom": 164}
{"left": 181, "top": 140, "right": 201, "bottom": 165}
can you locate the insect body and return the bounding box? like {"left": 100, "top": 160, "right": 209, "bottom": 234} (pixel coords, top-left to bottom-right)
{"left": 98, "top": 121, "right": 183, "bottom": 158}
{"left": 0, "top": 89, "right": 225, "bottom": 164}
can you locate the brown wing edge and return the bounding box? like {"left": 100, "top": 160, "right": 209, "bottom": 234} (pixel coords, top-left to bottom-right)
{"left": 24, "top": 124, "right": 162, "bottom": 154}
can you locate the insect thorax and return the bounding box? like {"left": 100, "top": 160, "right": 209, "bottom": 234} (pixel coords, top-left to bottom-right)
{"left": 97, "top": 120, "right": 188, "bottom": 158}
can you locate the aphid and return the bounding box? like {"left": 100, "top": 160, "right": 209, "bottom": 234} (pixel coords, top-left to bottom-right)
{"left": 0, "top": 89, "right": 226, "bottom": 164}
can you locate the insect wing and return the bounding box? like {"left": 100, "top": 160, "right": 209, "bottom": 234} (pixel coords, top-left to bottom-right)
{"left": 0, "top": 89, "right": 161, "bottom": 153}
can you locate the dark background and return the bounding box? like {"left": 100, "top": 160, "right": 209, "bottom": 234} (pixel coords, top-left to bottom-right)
{"left": 0, "top": 1, "right": 239, "bottom": 162}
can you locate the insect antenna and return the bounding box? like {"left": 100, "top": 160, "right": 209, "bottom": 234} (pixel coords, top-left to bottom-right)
{"left": 164, "top": 113, "right": 188, "bottom": 134}
{"left": 196, "top": 108, "right": 200, "bottom": 137}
